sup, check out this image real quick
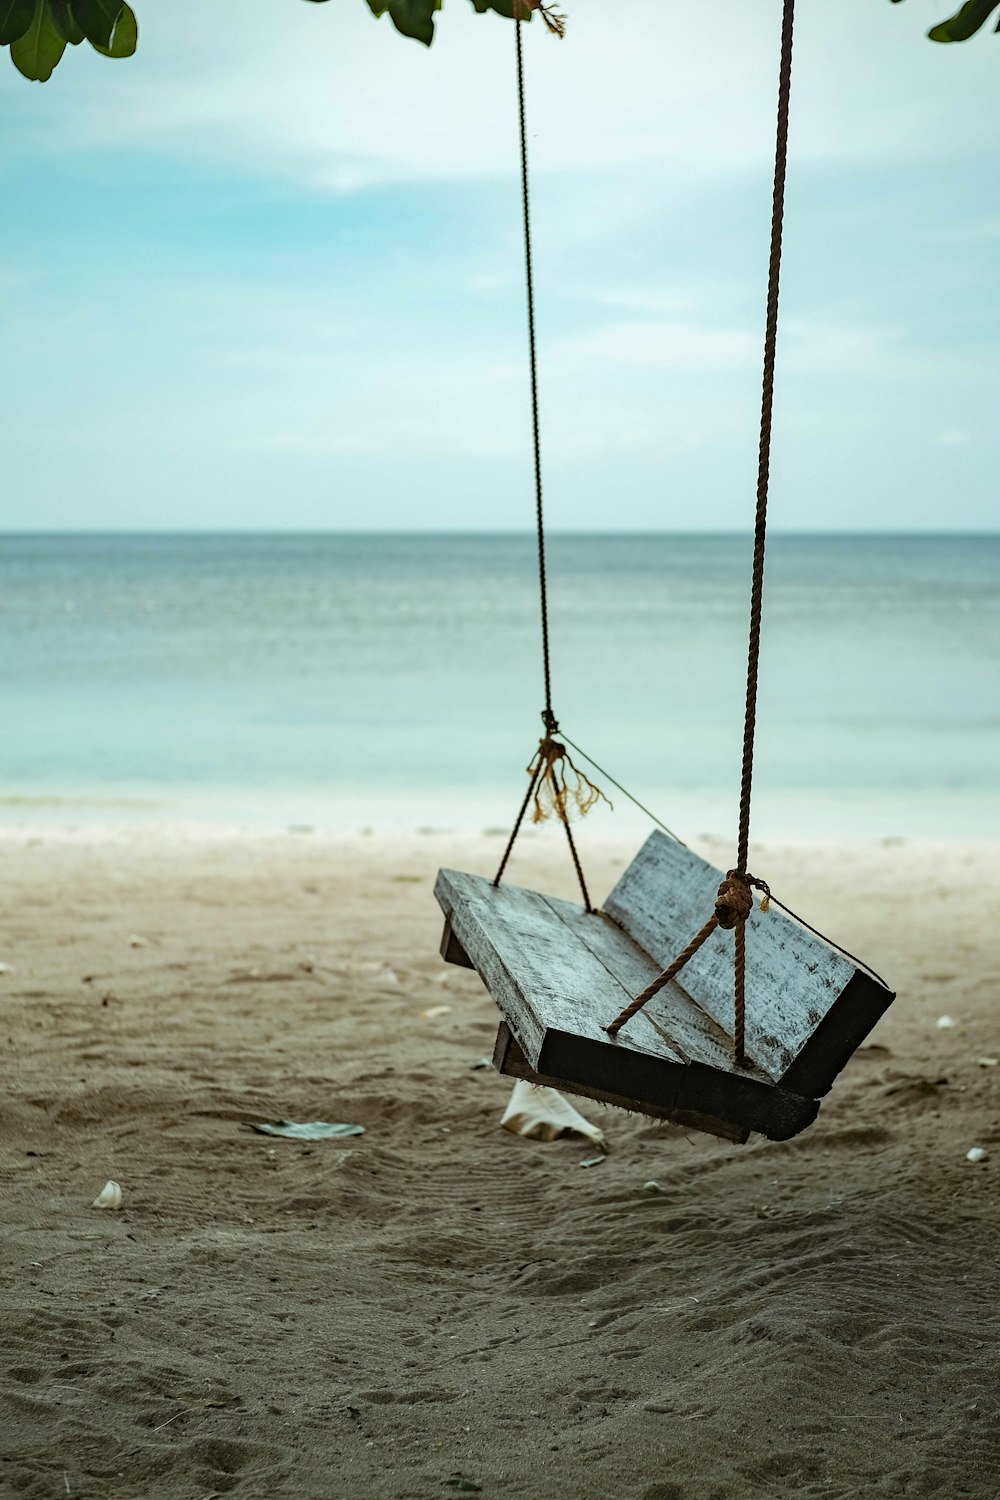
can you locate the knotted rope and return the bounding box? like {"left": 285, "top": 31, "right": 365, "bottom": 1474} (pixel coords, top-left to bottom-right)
{"left": 605, "top": 871, "right": 771, "bottom": 1062}
{"left": 527, "top": 736, "right": 611, "bottom": 827}
{"left": 493, "top": 716, "right": 609, "bottom": 913}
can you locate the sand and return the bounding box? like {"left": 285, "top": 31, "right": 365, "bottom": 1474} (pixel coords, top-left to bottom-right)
{"left": 1, "top": 825, "right": 998, "bottom": 1500}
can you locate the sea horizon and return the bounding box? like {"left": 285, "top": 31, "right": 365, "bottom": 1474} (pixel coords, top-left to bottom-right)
{"left": 2, "top": 530, "right": 997, "bottom": 840}
{"left": 4, "top": 527, "right": 999, "bottom": 538}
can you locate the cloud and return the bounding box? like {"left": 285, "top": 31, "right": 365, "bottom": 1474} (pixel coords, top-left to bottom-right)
{"left": 4, "top": 1, "right": 999, "bottom": 533}
{"left": 587, "top": 287, "right": 695, "bottom": 317}
{"left": 553, "top": 319, "right": 758, "bottom": 372}
{"left": 548, "top": 312, "right": 1000, "bottom": 388}
{"left": 781, "top": 320, "right": 909, "bottom": 375}
{"left": 9, "top": 0, "right": 999, "bottom": 193}
{"left": 548, "top": 315, "right": 929, "bottom": 378}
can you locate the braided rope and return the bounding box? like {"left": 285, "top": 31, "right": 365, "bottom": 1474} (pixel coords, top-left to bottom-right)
{"left": 736, "top": 0, "right": 795, "bottom": 878}
{"left": 605, "top": 915, "right": 719, "bottom": 1039}
{"left": 493, "top": 20, "right": 603, "bottom": 911}
{"left": 605, "top": 0, "right": 797, "bottom": 1063}
{"left": 515, "top": 17, "right": 553, "bottom": 727}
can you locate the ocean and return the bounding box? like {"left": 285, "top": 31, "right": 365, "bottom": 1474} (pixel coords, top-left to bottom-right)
{"left": 1, "top": 532, "right": 997, "bottom": 840}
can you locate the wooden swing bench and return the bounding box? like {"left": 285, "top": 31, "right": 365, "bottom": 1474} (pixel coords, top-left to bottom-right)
{"left": 433, "top": 0, "right": 894, "bottom": 1145}
{"left": 436, "top": 831, "right": 894, "bottom": 1144}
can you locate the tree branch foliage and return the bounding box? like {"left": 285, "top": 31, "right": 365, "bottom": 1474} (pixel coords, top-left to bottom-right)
{"left": 2, "top": 0, "right": 136, "bottom": 81}
{"left": 1, "top": 0, "right": 995, "bottom": 84}
{"left": 890, "top": 0, "right": 1000, "bottom": 41}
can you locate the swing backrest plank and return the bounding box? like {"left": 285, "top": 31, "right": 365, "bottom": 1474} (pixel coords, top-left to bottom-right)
{"left": 603, "top": 832, "right": 894, "bottom": 1097}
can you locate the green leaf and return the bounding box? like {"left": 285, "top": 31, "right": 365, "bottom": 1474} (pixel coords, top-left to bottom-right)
{"left": 927, "top": 0, "right": 1000, "bottom": 39}
{"left": 48, "top": 0, "right": 86, "bottom": 44}
{"left": 469, "top": 0, "right": 530, "bottom": 17}
{"left": 364, "top": 0, "right": 442, "bottom": 45}
{"left": 90, "top": 0, "right": 134, "bottom": 56}
{"left": 71, "top": 0, "right": 121, "bottom": 48}
{"left": 0, "top": 0, "right": 35, "bottom": 45}
{"left": 9, "top": 0, "right": 65, "bottom": 77}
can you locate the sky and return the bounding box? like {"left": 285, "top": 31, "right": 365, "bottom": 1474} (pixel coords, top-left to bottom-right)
{"left": 2, "top": 0, "right": 999, "bottom": 532}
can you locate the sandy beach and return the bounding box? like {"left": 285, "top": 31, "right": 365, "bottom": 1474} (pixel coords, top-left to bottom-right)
{"left": 1, "top": 825, "right": 998, "bottom": 1499}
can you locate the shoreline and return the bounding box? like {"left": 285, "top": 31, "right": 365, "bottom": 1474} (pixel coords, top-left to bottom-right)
{"left": 1, "top": 792, "right": 1000, "bottom": 840}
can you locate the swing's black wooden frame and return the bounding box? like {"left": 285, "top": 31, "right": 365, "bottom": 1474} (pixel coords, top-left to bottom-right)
{"left": 435, "top": 832, "right": 895, "bottom": 1143}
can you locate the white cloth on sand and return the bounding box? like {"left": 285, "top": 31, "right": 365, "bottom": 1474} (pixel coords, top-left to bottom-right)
{"left": 500, "top": 1079, "right": 606, "bottom": 1148}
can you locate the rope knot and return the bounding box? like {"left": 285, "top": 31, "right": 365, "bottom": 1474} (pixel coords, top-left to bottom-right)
{"left": 752, "top": 876, "right": 771, "bottom": 914}
{"left": 528, "top": 737, "right": 611, "bottom": 826}
{"left": 715, "top": 871, "right": 752, "bottom": 930}
{"left": 715, "top": 870, "right": 771, "bottom": 928}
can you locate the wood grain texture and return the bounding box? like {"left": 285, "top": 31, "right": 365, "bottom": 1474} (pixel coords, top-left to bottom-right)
{"left": 780, "top": 969, "right": 896, "bottom": 1098}
{"left": 435, "top": 866, "right": 821, "bottom": 1141}
{"left": 540, "top": 887, "right": 760, "bottom": 1079}
{"left": 436, "top": 868, "right": 646, "bottom": 1066}
{"left": 604, "top": 832, "right": 894, "bottom": 1092}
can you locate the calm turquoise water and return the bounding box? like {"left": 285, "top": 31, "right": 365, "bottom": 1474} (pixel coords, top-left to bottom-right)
{"left": 1, "top": 533, "right": 997, "bottom": 838}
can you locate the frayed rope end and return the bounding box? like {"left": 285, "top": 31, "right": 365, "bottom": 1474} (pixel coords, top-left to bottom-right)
{"left": 527, "top": 738, "right": 611, "bottom": 825}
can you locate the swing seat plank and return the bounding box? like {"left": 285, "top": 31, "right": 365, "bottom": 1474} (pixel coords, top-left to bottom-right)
{"left": 434, "top": 832, "right": 894, "bottom": 1142}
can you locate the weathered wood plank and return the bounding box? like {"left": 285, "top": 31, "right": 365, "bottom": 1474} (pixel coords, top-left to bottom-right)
{"left": 520, "top": 1015, "right": 819, "bottom": 1140}
{"left": 780, "top": 969, "right": 895, "bottom": 1098}
{"left": 603, "top": 831, "right": 892, "bottom": 1092}
{"left": 435, "top": 867, "right": 821, "bottom": 1140}
{"left": 439, "top": 919, "right": 473, "bottom": 969}
{"left": 435, "top": 868, "right": 681, "bottom": 1069}
{"left": 535, "top": 891, "right": 771, "bottom": 1082}
{"left": 492, "top": 1023, "right": 750, "bottom": 1144}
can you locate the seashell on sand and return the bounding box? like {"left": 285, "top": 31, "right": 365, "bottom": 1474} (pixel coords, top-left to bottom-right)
{"left": 92, "top": 1180, "right": 123, "bottom": 1210}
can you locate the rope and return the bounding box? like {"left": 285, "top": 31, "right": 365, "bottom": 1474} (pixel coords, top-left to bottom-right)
{"left": 504, "top": 27, "right": 686, "bottom": 892}
{"left": 506, "top": 9, "right": 688, "bottom": 902}
{"left": 603, "top": 862, "right": 890, "bottom": 1043}
{"left": 605, "top": 0, "right": 798, "bottom": 1062}
{"left": 561, "top": 815, "right": 593, "bottom": 914}
{"left": 734, "top": 919, "right": 747, "bottom": 1068}
{"left": 750, "top": 889, "right": 890, "bottom": 991}
{"left": 736, "top": 0, "right": 795, "bottom": 878}
{"left": 526, "top": 737, "right": 610, "bottom": 826}
{"left": 605, "top": 869, "right": 767, "bottom": 1039}
{"left": 493, "top": 735, "right": 607, "bottom": 911}
{"left": 491, "top": 15, "right": 603, "bottom": 913}
{"left": 558, "top": 733, "right": 688, "bottom": 848}
{"left": 515, "top": 16, "right": 553, "bottom": 730}
{"left": 605, "top": 914, "right": 719, "bottom": 1038}
{"left": 492, "top": 755, "right": 543, "bottom": 890}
